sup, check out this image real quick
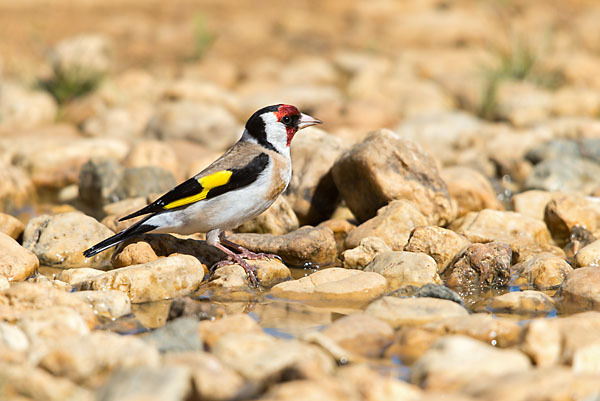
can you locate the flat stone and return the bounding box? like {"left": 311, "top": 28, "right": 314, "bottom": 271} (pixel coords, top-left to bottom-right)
{"left": 345, "top": 200, "right": 428, "bottom": 251}
{"left": 0, "top": 232, "right": 38, "bottom": 281}
{"left": 72, "top": 290, "right": 132, "bottom": 319}
{"left": 270, "top": 268, "right": 386, "bottom": 304}
{"left": 364, "top": 251, "right": 441, "bottom": 290}
{"left": 0, "top": 213, "right": 24, "bottom": 239}
{"left": 39, "top": 331, "right": 160, "bottom": 387}
{"left": 212, "top": 332, "right": 335, "bottom": 384}
{"left": 511, "top": 252, "right": 572, "bottom": 289}
{"left": 332, "top": 129, "right": 454, "bottom": 224}
{"left": 198, "top": 313, "right": 263, "bottom": 349}
{"left": 404, "top": 226, "right": 470, "bottom": 273}
{"left": 76, "top": 255, "right": 205, "bottom": 303}
{"left": 411, "top": 335, "right": 531, "bottom": 391}
{"left": 364, "top": 296, "right": 468, "bottom": 328}
{"left": 423, "top": 313, "right": 523, "bottom": 347}
{"left": 321, "top": 313, "right": 393, "bottom": 358}
{"left": 487, "top": 290, "right": 555, "bottom": 314}
{"left": 23, "top": 211, "right": 115, "bottom": 269}
{"left": 341, "top": 236, "right": 392, "bottom": 270}
{"left": 56, "top": 267, "right": 105, "bottom": 285}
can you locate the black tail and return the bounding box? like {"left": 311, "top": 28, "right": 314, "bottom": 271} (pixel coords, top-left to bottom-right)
{"left": 83, "top": 220, "right": 156, "bottom": 258}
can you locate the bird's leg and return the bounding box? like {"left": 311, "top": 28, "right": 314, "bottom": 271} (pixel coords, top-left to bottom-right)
{"left": 207, "top": 229, "right": 259, "bottom": 287}
{"left": 221, "top": 237, "right": 283, "bottom": 262}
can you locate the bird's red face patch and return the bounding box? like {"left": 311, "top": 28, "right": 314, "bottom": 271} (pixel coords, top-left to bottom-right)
{"left": 275, "top": 104, "right": 301, "bottom": 146}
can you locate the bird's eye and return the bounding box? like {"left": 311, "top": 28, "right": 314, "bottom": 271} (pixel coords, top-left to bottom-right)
{"left": 281, "top": 116, "right": 292, "bottom": 125}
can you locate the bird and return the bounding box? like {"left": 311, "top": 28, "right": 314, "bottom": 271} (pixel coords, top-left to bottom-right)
{"left": 83, "top": 104, "right": 322, "bottom": 285}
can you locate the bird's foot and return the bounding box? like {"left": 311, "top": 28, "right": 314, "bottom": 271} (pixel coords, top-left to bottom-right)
{"left": 211, "top": 254, "right": 259, "bottom": 288}
{"left": 237, "top": 249, "right": 282, "bottom": 263}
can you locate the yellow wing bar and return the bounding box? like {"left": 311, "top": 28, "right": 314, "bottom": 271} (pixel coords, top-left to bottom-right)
{"left": 164, "top": 170, "right": 233, "bottom": 209}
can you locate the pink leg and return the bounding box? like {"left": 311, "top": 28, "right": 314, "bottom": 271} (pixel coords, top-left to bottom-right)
{"left": 221, "top": 238, "right": 282, "bottom": 262}
{"left": 212, "top": 242, "right": 259, "bottom": 287}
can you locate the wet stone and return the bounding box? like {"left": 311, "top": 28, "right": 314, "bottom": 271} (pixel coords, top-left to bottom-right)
{"left": 364, "top": 251, "right": 441, "bottom": 290}
{"left": 142, "top": 317, "right": 202, "bottom": 353}
{"left": 444, "top": 242, "right": 512, "bottom": 288}
{"left": 198, "top": 313, "right": 263, "bottom": 349}
{"left": 0, "top": 232, "right": 39, "bottom": 282}
{"left": 0, "top": 212, "right": 25, "bottom": 239}
{"left": 487, "top": 290, "right": 555, "bottom": 314}
{"left": 544, "top": 193, "right": 600, "bottom": 246}
{"left": 321, "top": 313, "right": 394, "bottom": 358}
{"left": 56, "top": 267, "right": 104, "bottom": 285}
{"left": 341, "top": 236, "right": 391, "bottom": 270}
{"left": 364, "top": 296, "right": 468, "bottom": 329}
{"left": 555, "top": 267, "right": 600, "bottom": 313}
{"left": 72, "top": 290, "right": 131, "bottom": 319}
{"left": 412, "top": 283, "right": 465, "bottom": 306}
{"left": 269, "top": 267, "right": 386, "bottom": 304}
{"left": 510, "top": 252, "right": 572, "bottom": 290}
{"left": 575, "top": 239, "right": 600, "bottom": 267}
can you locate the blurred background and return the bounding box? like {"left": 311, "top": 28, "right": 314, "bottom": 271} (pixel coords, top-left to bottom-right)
{"left": 2, "top": 0, "right": 600, "bottom": 209}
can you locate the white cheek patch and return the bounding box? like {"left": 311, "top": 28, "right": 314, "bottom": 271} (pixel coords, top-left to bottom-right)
{"left": 261, "top": 112, "right": 288, "bottom": 153}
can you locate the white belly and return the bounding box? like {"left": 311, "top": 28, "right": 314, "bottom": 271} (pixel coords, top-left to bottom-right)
{"left": 146, "top": 162, "right": 284, "bottom": 235}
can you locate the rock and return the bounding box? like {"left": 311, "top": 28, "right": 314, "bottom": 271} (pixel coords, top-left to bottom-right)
{"left": 318, "top": 219, "right": 356, "bottom": 255}
{"left": 56, "top": 267, "right": 104, "bottom": 285}
{"left": 526, "top": 157, "right": 600, "bottom": 194}
{"left": 212, "top": 332, "right": 335, "bottom": 384}
{"left": 146, "top": 101, "right": 240, "bottom": 150}
{"left": 48, "top": 34, "right": 111, "bottom": 79}
{"left": 227, "top": 226, "right": 337, "bottom": 267}
{"left": 345, "top": 200, "right": 428, "bottom": 251}
{"left": 123, "top": 139, "right": 180, "bottom": 179}
{"left": 5, "top": 134, "right": 129, "bottom": 188}
{"left": 198, "top": 313, "right": 262, "bottom": 349}
{"left": 488, "top": 290, "right": 555, "bottom": 314}
{"left": 336, "top": 364, "right": 423, "bottom": 401}
{"left": 365, "top": 296, "right": 468, "bottom": 328}
{"left": 98, "top": 365, "right": 192, "bottom": 401}
{"left": 512, "top": 190, "right": 556, "bottom": 221}
{"left": 111, "top": 240, "right": 159, "bottom": 268}
{"left": 0, "top": 162, "right": 35, "bottom": 213}
{"left": 413, "top": 284, "right": 465, "bottom": 306}
{"left": 163, "top": 351, "right": 246, "bottom": 401}
{"left": 17, "top": 306, "right": 91, "bottom": 344}
{"left": 441, "top": 166, "right": 503, "bottom": 217}
{"left": 364, "top": 251, "right": 441, "bottom": 290}
{"left": 0, "top": 213, "right": 24, "bottom": 239}
{"left": 101, "top": 197, "right": 148, "bottom": 233}
{"left": 111, "top": 166, "right": 177, "bottom": 201}
{"left": 511, "top": 252, "right": 572, "bottom": 290}
{"left": 142, "top": 317, "right": 202, "bottom": 353}
{"left": 404, "top": 226, "right": 470, "bottom": 273}
{"left": 423, "top": 313, "right": 523, "bottom": 348}
{"left": 209, "top": 259, "right": 291, "bottom": 291}
{"left": 444, "top": 242, "right": 512, "bottom": 288}
{"left": 572, "top": 342, "right": 600, "bottom": 374}
{"left": 236, "top": 196, "right": 299, "bottom": 235}
{"left": 0, "top": 277, "right": 8, "bottom": 291}
{"left": 411, "top": 335, "right": 531, "bottom": 391}
{"left": 521, "top": 318, "right": 562, "bottom": 367}
{"left": 0, "top": 282, "right": 97, "bottom": 329}
{"left": 76, "top": 255, "right": 205, "bottom": 303}
{"left": 332, "top": 129, "right": 454, "bottom": 224}
{"left": 82, "top": 104, "right": 153, "bottom": 140}
{"left": 0, "top": 362, "right": 94, "bottom": 401}
{"left": 544, "top": 193, "right": 600, "bottom": 245}
{"left": 463, "top": 367, "right": 600, "bottom": 401}
{"left": 496, "top": 81, "right": 554, "bottom": 126}
{"left": 78, "top": 157, "right": 123, "bottom": 209}
{"left": 576, "top": 239, "right": 600, "bottom": 267}
{"left": 1, "top": 78, "right": 57, "bottom": 127}
{"left": 0, "top": 232, "right": 38, "bottom": 281}
{"left": 72, "top": 290, "right": 132, "bottom": 319}
{"left": 0, "top": 322, "right": 29, "bottom": 352}
{"left": 321, "top": 313, "right": 393, "bottom": 358}
{"left": 385, "top": 327, "right": 442, "bottom": 365}
{"left": 450, "top": 209, "right": 552, "bottom": 247}
{"left": 555, "top": 267, "right": 600, "bottom": 313}
{"left": 39, "top": 331, "right": 160, "bottom": 387}
{"left": 341, "top": 237, "right": 392, "bottom": 270}
{"left": 525, "top": 139, "right": 583, "bottom": 165}
{"left": 270, "top": 268, "right": 386, "bottom": 304}
{"left": 258, "top": 379, "right": 356, "bottom": 401}
{"left": 23, "top": 212, "right": 115, "bottom": 269}
{"left": 286, "top": 127, "right": 346, "bottom": 224}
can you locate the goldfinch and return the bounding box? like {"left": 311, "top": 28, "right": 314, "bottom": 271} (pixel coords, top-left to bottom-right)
{"left": 83, "top": 104, "right": 322, "bottom": 285}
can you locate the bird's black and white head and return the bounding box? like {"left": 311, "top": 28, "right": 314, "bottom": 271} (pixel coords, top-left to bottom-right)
{"left": 242, "top": 104, "right": 322, "bottom": 154}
